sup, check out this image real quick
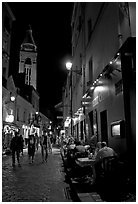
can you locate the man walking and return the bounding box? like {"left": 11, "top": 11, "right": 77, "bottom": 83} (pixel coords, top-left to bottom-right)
{"left": 10, "top": 131, "right": 22, "bottom": 167}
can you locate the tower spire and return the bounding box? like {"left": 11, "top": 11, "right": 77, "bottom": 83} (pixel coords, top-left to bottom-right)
{"left": 21, "top": 25, "right": 36, "bottom": 51}
{"left": 19, "top": 25, "right": 37, "bottom": 90}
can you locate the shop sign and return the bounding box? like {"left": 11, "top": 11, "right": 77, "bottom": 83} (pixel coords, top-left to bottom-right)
{"left": 92, "top": 96, "right": 98, "bottom": 107}
{"left": 92, "top": 93, "right": 105, "bottom": 107}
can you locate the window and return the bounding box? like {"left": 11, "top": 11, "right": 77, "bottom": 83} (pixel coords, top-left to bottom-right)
{"left": 25, "top": 58, "right": 31, "bottom": 65}
{"left": 25, "top": 65, "right": 31, "bottom": 85}
{"left": 23, "top": 111, "right": 26, "bottom": 122}
{"left": 89, "top": 111, "right": 94, "bottom": 135}
{"left": 17, "top": 108, "right": 19, "bottom": 121}
{"left": 88, "top": 18, "right": 92, "bottom": 41}
{"left": 89, "top": 57, "right": 93, "bottom": 82}
{"left": 24, "top": 58, "right": 32, "bottom": 85}
{"left": 111, "top": 120, "right": 125, "bottom": 138}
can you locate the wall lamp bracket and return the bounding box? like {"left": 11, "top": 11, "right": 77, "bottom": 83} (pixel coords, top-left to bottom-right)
{"left": 72, "top": 69, "right": 82, "bottom": 75}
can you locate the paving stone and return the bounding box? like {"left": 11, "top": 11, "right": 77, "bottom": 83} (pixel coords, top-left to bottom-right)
{"left": 2, "top": 147, "right": 72, "bottom": 202}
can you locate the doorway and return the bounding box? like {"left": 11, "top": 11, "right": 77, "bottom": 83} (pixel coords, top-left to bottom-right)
{"left": 100, "top": 110, "right": 108, "bottom": 144}
{"left": 80, "top": 121, "right": 83, "bottom": 140}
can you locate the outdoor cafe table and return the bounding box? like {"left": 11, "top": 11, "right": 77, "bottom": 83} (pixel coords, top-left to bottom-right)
{"left": 75, "top": 157, "right": 96, "bottom": 184}
{"left": 76, "top": 157, "right": 96, "bottom": 167}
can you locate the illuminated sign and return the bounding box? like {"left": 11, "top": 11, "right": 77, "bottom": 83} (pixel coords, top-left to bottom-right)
{"left": 92, "top": 96, "right": 98, "bottom": 107}
{"left": 112, "top": 124, "right": 120, "bottom": 136}
{"left": 5, "top": 114, "right": 14, "bottom": 123}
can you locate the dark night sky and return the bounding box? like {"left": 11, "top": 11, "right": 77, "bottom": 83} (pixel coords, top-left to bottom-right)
{"left": 8, "top": 2, "right": 74, "bottom": 114}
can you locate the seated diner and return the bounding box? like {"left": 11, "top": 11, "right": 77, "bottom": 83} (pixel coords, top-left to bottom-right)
{"left": 94, "top": 142, "right": 118, "bottom": 182}
{"left": 95, "top": 141, "right": 117, "bottom": 162}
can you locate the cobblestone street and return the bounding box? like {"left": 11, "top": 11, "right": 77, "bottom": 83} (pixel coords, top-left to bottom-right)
{"left": 2, "top": 147, "right": 73, "bottom": 202}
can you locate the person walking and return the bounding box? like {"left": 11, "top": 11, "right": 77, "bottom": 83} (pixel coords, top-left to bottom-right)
{"left": 35, "top": 132, "right": 39, "bottom": 151}
{"left": 19, "top": 135, "right": 24, "bottom": 156}
{"left": 47, "top": 133, "right": 52, "bottom": 154}
{"left": 40, "top": 131, "right": 48, "bottom": 163}
{"left": 10, "top": 131, "right": 22, "bottom": 167}
{"left": 28, "top": 134, "right": 36, "bottom": 164}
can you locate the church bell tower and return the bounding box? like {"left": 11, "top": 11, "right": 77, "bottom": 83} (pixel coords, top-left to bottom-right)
{"left": 19, "top": 25, "right": 37, "bottom": 90}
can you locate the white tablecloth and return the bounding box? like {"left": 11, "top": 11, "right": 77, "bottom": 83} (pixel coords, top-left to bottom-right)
{"left": 76, "top": 157, "right": 95, "bottom": 167}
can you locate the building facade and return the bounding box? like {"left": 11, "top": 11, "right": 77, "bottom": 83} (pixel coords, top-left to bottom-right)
{"left": 2, "top": 3, "right": 15, "bottom": 83}
{"left": 2, "top": 4, "right": 50, "bottom": 153}
{"left": 3, "top": 75, "right": 50, "bottom": 151}
{"left": 2, "top": 3, "right": 16, "bottom": 152}
{"left": 63, "top": 2, "right": 136, "bottom": 165}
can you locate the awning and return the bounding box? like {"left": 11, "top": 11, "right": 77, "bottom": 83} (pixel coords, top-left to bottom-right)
{"left": 3, "top": 121, "right": 19, "bottom": 129}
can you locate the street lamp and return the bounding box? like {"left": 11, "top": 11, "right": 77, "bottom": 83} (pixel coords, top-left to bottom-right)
{"left": 65, "top": 61, "right": 82, "bottom": 137}
{"left": 66, "top": 61, "right": 73, "bottom": 137}
{"left": 4, "top": 92, "right": 16, "bottom": 124}
{"left": 10, "top": 95, "right": 15, "bottom": 102}
{"left": 66, "top": 61, "right": 72, "bottom": 71}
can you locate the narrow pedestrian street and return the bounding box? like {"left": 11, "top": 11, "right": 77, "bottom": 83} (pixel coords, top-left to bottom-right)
{"left": 2, "top": 2, "right": 136, "bottom": 203}
{"left": 2, "top": 146, "right": 74, "bottom": 202}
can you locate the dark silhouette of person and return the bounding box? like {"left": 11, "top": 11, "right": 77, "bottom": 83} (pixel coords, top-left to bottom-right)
{"left": 35, "top": 133, "right": 39, "bottom": 151}
{"left": 28, "top": 135, "right": 36, "bottom": 164}
{"left": 19, "top": 135, "right": 24, "bottom": 156}
{"left": 40, "top": 131, "right": 48, "bottom": 163}
{"left": 10, "top": 131, "right": 22, "bottom": 167}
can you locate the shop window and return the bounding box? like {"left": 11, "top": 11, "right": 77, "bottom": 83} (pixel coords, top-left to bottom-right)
{"left": 100, "top": 110, "right": 108, "bottom": 144}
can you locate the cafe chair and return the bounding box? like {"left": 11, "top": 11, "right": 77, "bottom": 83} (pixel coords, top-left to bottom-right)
{"left": 102, "top": 156, "right": 118, "bottom": 175}
{"left": 95, "top": 155, "right": 119, "bottom": 183}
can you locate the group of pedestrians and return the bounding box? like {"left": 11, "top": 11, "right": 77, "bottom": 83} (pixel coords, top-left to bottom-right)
{"left": 10, "top": 131, "right": 53, "bottom": 167}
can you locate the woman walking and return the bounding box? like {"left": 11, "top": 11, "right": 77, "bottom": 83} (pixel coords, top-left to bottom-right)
{"left": 47, "top": 134, "right": 52, "bottom": 154}
{"left": 40, "top": 131, "right": 48, "bottom": 163}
